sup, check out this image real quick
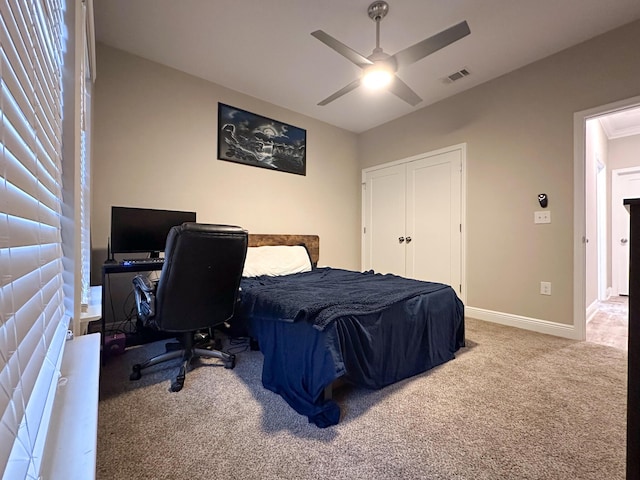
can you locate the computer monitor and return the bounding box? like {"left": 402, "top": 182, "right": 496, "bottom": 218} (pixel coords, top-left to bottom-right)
{"left": 110, "top": 206, "right": 196, "bottom": 257}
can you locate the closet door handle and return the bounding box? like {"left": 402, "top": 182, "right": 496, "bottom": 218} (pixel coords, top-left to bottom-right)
{"left": 398, "top": 237, "right": 405, "bottom": 243}
{"left": 405, "top": 237, "right": 412, "bottom": 243}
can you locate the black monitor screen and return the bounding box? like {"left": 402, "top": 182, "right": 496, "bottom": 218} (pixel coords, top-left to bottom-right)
{"left": 110, "top": 206, "right": 196, "bottom": 255}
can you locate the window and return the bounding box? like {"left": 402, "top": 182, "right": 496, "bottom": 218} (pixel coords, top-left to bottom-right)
{"left": 0, "top": 0, "right": 69, "bottom": 477}
{"left": 80, "top": 0, "right": 94, "bottom": 310}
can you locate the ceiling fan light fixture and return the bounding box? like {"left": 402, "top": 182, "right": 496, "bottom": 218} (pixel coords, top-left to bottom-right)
{"left": 362, "top": 64, "right": 393, "bottom": 90}
{"left": 311, "top": 1, "right": 470, "bottom": 106}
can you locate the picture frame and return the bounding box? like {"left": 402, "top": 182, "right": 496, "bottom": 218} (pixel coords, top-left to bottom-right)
{"left": 217, "top": 103, "right": 307, "bottom": 176}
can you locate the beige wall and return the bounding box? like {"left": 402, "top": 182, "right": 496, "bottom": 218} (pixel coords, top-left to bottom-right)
{"left": 92, "top": 44, "right": 360, "bottom": 286}
{"left": 358, "top": 20, "right": 640, "bottom": 325}
{"left": 93, "top": 20, "right": 640, "bottom": 331}
{"left": 609, "top": 134, "right": 640, "bottom": 170}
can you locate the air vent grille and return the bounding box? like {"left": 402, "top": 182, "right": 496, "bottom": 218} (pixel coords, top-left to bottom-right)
{"left": 444, "top": 68, "right": 470, "bottom": 83}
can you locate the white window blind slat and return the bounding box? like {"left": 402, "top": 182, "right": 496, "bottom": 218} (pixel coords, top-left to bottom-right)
{"left": 0, "top": 0, "right": 68, "bottom": 477}
{"left": 0, "top": 51, "right": 35, "bottom": 151}
{"left": 0, "top": 273, "right": 63, "bottom": 427}
{"left": 1, "top": 96, "right": 37, "bottom": 179}
{"left": 0, "top": 179, "right": 59, "bottom": 230}
{"left": 1, "top": 117, "right": 38, "bottom": 189}
{"left": 0, "top": 215, "right": 58, "bottom": 251}
{"left": 1, "top": 272, "right": 65, "bottom": 477}
{"left": 21, "top": 320, "right": 66, "bottom": 476}
{"left": 1, "top": 112, "right": 33, "bottom": 185}
{"left": 0, "top": 251, "right": 60, "bottom": 304}
{"left": 34, "top": 114, "right": 58, "bottom": 174}
{"left": 3, "top": 261, "right": 62, "bottom": 336}
{"left": 4, "top": 312, "right": 65, "bottom": 480}
{"left": 0, "top": 214, "right": 7, "bottom": 248}
{"left": 7, "top": 2, "right": 60, "bottom": 188}
{"left": 33, "top": 50, "right": 58, "bottom": 117}
{"left": 1, "top": 142, "right": 40, "bottom": 208}
{"left": 1, "top": 3, "right": 34, "bottom": 83}
{"left": 1, "top": 147, "right": 62, "bottom": 223}
{"left": 0, "top": 244, "right": 59, "bottom": 289}
{"left": 79, "top": 1, "right": 92, "bottom": 308}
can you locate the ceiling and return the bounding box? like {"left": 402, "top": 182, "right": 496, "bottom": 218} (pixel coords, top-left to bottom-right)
{"left": 93, "top": 0, "right": 640, "bottom": 134}
{"left": 599, "top": 108, "right": 640, "bottom": 139}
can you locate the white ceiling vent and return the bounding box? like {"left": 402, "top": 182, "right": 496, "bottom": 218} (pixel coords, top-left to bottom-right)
{"left": 443, "top": 68, "right": 470, "bottom": 83}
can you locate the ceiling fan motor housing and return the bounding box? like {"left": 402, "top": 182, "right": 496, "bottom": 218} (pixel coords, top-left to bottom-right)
{"left": 368, "top": 1, "right": 389, "bottom": 22}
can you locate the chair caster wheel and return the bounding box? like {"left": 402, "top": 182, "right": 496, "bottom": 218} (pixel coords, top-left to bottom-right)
{"left": 170, "top": 368, "right": 185, "bottom": 392}
{"left": 130, "top": 364, "right": 142, "bottom": 381}
{"left": 224, "top": 354, "right": 236, "bottom": 369}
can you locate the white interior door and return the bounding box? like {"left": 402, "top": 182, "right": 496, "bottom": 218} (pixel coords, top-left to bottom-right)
{"left": 612, "top": 168, "right": 640, "bottom": 296}
{"left": 362, "top": 145, "right": 464, "bottom": 298}
{"left": 362, "top": 164, "right": 406, "bottom": 275}
{"left": 405, "top": 150, "right": 462, "bottom": 294}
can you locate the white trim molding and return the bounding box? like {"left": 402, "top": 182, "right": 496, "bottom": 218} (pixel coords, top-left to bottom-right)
{"left": 586, "top": 299, "right": 599, "bottom": 324}
{"left": 361, "top": 143, "right": 467, "bottom": 303}
{"left": 573, "top": 94, "right": 640, "bottom": 343}
{"left": 466, "top": 307, "right": 579, "bottom": 340}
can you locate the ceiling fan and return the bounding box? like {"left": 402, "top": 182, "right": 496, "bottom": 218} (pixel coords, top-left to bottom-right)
{"left": 311, "top": 1, "right": 470, "bottom": 106}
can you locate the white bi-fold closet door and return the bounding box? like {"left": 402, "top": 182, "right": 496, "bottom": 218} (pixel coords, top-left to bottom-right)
{"left": 362, "top": 145, "right": 463, "bottom": 297}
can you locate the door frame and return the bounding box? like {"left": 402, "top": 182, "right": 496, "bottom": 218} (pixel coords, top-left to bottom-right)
{"left": 361, "top": 143, "right": 467, "bottom": 303}
{"left": 612, "top": 167, "right": 640, "bottom": 296}
{"left": 574, "top": 94, "right": 640, "bottom": 341}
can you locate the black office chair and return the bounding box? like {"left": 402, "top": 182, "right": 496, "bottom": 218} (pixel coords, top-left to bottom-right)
{"left": 129, "top": 223, "right": 248, "bottom": 392}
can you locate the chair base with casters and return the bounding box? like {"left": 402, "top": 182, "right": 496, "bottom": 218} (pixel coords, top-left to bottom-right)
{"left": 129, "top": 329, "right": 236, "bottom": 392}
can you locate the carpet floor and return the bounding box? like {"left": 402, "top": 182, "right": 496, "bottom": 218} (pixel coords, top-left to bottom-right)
{"left": 97, "top": 318, "right": 627, "bottom": 480}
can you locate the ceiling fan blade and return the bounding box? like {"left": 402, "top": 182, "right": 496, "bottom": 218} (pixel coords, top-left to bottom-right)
{"left": 311, "top": 30, "right": 374, "bottom": 68}
{"left": 388, "top": 76, "right": 422, "bottom": 106}
{"left": 391, "top": 21, "right": 470, "bottom": 69}
{"left": 317, "top": 78, "right": 362, "bottom": 106}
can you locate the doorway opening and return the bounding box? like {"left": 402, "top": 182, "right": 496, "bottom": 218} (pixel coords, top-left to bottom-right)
{"left": 579, "top": 100, "right": 640, "bottom": 350}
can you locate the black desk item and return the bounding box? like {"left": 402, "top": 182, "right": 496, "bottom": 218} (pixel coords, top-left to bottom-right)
{"left": 128, "top": 223, "right": 248, "bottom": 392}
{"left": 101, "top": 259, "right": 165, "bottom": 360}
{"left": 625, "top": 198, "right": 640, "bottom": 480}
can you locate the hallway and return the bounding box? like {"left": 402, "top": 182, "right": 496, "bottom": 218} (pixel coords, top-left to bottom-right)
{"left": 586, "top": 296, "right": 628, "bottom": 350}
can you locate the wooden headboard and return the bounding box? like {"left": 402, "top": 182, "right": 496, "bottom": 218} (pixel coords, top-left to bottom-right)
{"left": 248, "top": 234, "right": 320, "bottom": 267}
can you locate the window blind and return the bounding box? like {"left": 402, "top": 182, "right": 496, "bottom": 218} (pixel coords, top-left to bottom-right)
{"left": 80, "top": 0, "right": 91, "bottom": 308}
{"left": 0, "top": 0, "right": 69, "bottom": 478}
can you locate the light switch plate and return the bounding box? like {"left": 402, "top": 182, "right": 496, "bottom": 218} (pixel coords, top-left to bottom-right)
{"left": 534, "top": 211, "right": 551, "bottom": 224}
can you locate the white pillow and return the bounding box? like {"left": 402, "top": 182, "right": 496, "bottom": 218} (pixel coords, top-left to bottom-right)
{"left": 242, "top": 245, "right": 312, "bottom": 277}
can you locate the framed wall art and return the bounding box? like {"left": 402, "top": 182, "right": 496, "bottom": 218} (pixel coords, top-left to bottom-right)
{"left": 217, "top": 103, "right": 307, "bottom": 176}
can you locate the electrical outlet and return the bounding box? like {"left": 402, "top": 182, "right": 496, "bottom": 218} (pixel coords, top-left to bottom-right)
{"left": 540, "top": 281, "right": 551, "bottom": 295}
{"left": 534, "top": 211, "right": 551, "bottom": 224}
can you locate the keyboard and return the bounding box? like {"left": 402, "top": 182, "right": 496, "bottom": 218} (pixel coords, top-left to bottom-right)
{"left": 122, "top": 258, "right": 165, "bottom": 266}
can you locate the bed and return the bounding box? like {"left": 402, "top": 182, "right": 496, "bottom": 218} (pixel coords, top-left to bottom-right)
{"left": 235, "top": 234, "right": 465, "bottom": 427}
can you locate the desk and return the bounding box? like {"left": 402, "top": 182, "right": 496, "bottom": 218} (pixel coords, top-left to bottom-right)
{"left": 101, "top": 261, "right": 164, "bottom": 359}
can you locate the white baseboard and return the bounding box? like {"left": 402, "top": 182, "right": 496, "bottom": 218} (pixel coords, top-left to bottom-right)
{"left": 465, "top": 307, "right": 579, "bottom": 340}
{"left": 586, "top": 299, "right": 599, "bottom": 324}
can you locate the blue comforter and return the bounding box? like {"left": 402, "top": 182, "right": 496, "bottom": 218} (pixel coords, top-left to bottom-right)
{"left": 240, "top": 267, "right": 450, "bottom": 330}
{"left": 238, "top": 268, "right": 464, "bottom": 427}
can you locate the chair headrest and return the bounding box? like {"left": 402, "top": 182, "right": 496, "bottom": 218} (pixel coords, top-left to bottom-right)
{"left": 179, "top": 223, "right": 247, "bottom": 235}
